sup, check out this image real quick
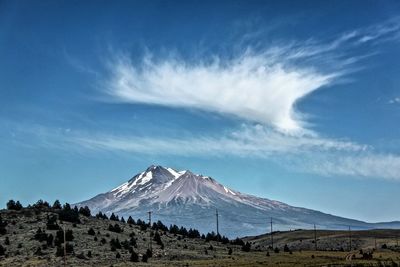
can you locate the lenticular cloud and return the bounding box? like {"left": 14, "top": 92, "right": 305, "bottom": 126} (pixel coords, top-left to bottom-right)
{"left": 105, "top": 52, "right": 336, "bottom": 132}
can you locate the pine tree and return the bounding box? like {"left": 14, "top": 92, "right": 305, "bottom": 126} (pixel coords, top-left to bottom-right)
{"left": 52, "top": 200, "right": 62, "bottom": 209}
{"left": 130, "top": 250, "right": 139, "bottom": 262}
{"left": 127, "top": 216, "right": 135, "bottom": 225}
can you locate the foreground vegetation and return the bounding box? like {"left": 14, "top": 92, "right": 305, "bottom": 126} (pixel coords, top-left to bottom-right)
{"left": 0, "top": 199, "right": 400, "bottom": 266}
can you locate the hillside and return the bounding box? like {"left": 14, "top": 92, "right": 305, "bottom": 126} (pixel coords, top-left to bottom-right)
{"left": 1, "top": 202, "right": 400, "bottom": 267}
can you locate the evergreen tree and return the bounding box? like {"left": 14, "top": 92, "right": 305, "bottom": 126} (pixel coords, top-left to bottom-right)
{"left": 52, "top": 200, "right": 62, "bottom": 209}
{"left": 130, "top": 250, "right": 139, "bottom": 262}
{"left": 88, "top": 228, "right": 96, "bottom": 236}
{"left": 78, "top": 206, "right": 91, "bottom": 217}
{"left": 127, "top": 216, "right": 135, "bottom": 225}
{"left": 110, "top": 213, "right": 118, "bottom": 221}
{"left": 241, "top": 242, "right": 251, "bottom": 252}
{"left": 6, "top": 200, "right": 22, "bottom": 210}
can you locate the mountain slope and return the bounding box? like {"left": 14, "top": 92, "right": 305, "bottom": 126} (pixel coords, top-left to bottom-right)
{"left": 76, "top": 165, "right": 400, "bottom": 237}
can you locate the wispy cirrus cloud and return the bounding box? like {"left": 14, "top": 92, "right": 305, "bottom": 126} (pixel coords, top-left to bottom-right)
{"left": 104, "top": 51, "right": 336, "bottom": 132}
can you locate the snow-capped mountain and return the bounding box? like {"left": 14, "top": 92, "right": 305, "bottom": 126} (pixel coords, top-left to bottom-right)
{"left": 76, "top": 165, "right": 400, "bottom": 237}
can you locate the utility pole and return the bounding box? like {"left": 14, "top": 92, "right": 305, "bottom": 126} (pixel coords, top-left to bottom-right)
{"left": 314, "top": 224, "right": 317, "bottom": 251}
{"left": 270, "top": 217, "right": 274, "bottom": 249}
{"left": 215, "top": 209, "right": 219, "bottom": 236}
{"left": 148, "top": 211, "right": 152, "bottom": 252}
{"left": 348, "top": 226, "right": 352, "bottom": 251}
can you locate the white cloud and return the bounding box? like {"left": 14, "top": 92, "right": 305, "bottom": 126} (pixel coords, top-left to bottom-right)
{"left": 70, "top": 125, "right": 400, "bottom": 181}
{"left": 104, "top": 51, "right": 337, "bottom": 132}
{"left": 303, "top": 154, "right": 400, "bottom": 181}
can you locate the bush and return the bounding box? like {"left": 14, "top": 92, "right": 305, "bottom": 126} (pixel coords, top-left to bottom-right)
{"left": 241, "top": 242, "right": 251, "bottom": 252}
{"left": 274, "top": 247, "right": 280, "bottom": 253}
{"left": 146, "top": 248, "right": 152, "bottom": 258}
{"left": 0, "top": 245, "right": 5, "bottom": 256}
{"left": 228, "top": 247, "right": 232, "bottom": 255}
{"left": 34, "top": 227, "right": 48, "bottom": 242}
{"left": 130, "top": 250, "right": 139, "bottom": 262}
{"left": 55, "top": 243, "right": 74, "bottom": 257}
{"left": 108, "top": 223, "right": 123, "bottom": 233}
{"left": 88, "top": 228, "right": 96, "bottom": 236}
{"left": 87, "top": 250, "right": 92, "bottom": 258}
{"left": 4, "top": 237, "right": 10, "bottom": 245}
{"left": 116, "top": 252, "right": 121, "bottom": 258}
{"left": 46, "top": 215, "right": 60, "bottom": 230}
{"left": 154, "top": 232, "right": 163, "bottom": 246}
{"left": 142, "top": 254, "right": 148, "bottom": 262}
{"left": 284, "top": 244, "right": 291, "bottom": 252}
{"left": 110, "top": 238, "right": 122, "bottom": 250}
{"left": 55, "top": 229, "right": 74, "bottom": 246}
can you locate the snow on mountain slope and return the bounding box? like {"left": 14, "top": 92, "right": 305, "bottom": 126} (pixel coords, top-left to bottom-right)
{"left": 76, "top": 165, "right": 400, "bottom": 238}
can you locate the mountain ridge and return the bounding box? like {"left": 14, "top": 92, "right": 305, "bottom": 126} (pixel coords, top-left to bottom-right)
{"left": 76, "top": 165, "right": 400, "bottom": 237}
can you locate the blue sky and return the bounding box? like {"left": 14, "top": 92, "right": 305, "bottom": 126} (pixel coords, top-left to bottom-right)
{"left": 1, "top": 0, "right": 400, "bottom": 223}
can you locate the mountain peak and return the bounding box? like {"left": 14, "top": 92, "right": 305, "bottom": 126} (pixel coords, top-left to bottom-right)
{"left": 77, "top": 165, "right": 400, "bottom": 237}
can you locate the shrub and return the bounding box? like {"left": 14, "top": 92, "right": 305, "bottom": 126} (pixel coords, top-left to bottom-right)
{"left": 88, "top": 228, "right": 96, "bottom": 236}
{"left": 130, "top": 250, "right": 139, "bottom": 262}
{"left": 110, "top": 238, "right": 122, "bottom": 250}
{"left": 87, "top": 250, "right": 92, "bottom": 258}
{"left": 4, "top": 237, "right": 10, "bottom": 245}
{"left": 241, "top": 242, "right": 251, "bottom": 252}
{"left": 274, "top": 247, "right": 280, "bottom": 253}
{"left": 55, "top": 243, "right": 74, "bottom": 257}
{"left": 116, "top": 252, "right": 121, "bottom": 258}
{"left": 0, "top": 245, "right": 5, "bottom": 256}
{"left": 46, "top": 215, "right": 60, "bottom": 230}
{"left": 146, "top": 248, "right": 153, "bottom": 258}
{"left": 228, "top": 247, "right": 232, "bottom": 255}
{"left": 108, "top": 223, "right": 123, "bottom": 233}
{"left": 34, "top": 228, "right": 48, "bottom": 242}
{"left": 142, "top": 254, "right": 148, "bottom": 262}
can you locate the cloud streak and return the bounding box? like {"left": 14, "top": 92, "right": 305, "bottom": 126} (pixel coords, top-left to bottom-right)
{"left": 105, "top": 52, "right": 336, "bottom": 132}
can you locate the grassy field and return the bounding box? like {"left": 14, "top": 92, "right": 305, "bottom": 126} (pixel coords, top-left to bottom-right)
{"left": 1, "top": 209, "right": 400, "bottom": 267}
